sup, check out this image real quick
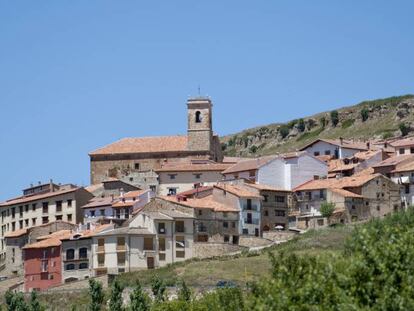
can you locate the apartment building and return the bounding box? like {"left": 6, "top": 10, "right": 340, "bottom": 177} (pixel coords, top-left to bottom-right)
{"left": 155, "top": 161, "right": 229, "bottom": 196}
{"left": 299, "top": 138, "right": 369, "bottom": 159}
{"left": 0, "top": 181, "right": 93, "bottom": 266}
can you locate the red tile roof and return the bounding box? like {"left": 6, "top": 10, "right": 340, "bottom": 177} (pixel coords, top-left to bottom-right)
{"left": 294, "top": 174, "right": 380, "bottom": 191}
{"left": 0, "top": 188, "right": 78, "bottom": 207}
{"left": 214, "top": 183, "right": 262, "bottom": 199}
{"left": 391, "top": 137, "right": 414, "bottom": 147}
{"left": 155, "top": 162, "right": 231, "bottom": 173}
{"left": 89, "top": 136, "right": 188, "bottom": 155}
{"left": 162, "top": 195, "right": 239, "bottom": 212}
{"left": 222, "top": 155, "right": 277, "bottom": 175}
{"left": 4, "top": 228, "right": 28, "bottom": 238}
{"left": 176, "top": 186, "right": 213, "bottom": 197}
{"left": 300, "top": 138, "right": 369, "bottom": 151}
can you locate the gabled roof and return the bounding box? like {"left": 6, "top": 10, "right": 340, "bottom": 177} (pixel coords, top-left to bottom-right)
{"left": 214, "top": 184, "right": 262, "bottom": 199}
{"left": 391, "top": 160, "right": 414, "bottom": 173}
{"left": 93, "top": 227, "right": 154, "bottom": 237}
{"left": 299, "top": 138, "right": 368, "bottom": 151}
{"left": 244, "top": 183, "right": 290, "bottom": 192}
{"left": 373, "top": 154, "right": 414, "bottom": 168}
{"left": 163, "top": 195, "right": 239, "bottom": 212}
{"left": 155, "top": 162, "right": 230, "bottom": 173}
{"left": 176, "top": 186, "right": 213, "bottom": 197}
{"left": 0, "top": 188, "right": 78, "bottom": 207}
{"left": 222, "top": 155, "right": 278, "bottom": 175}
{"left": 82, "top": 197, "right": 115, "bottom": 209}
{"left": 123, "top": 190, "right": 148, "bottom": 199}
{"left": 4, "top": 228, "right": 28, "bottom": 238}
{"left": 330, "top": 188, "right": 363, "bottom": 198}
{"left": 89, "top": 136, "right": 188, "bottom": 155}
{"left": 294, "top": 174, "right": 380, "bottom": 192}
{"left": 390, "top": 137, "right": 414, "bottom": 147}
{"left": 23, "top": 237, "right": 62, "bottom": 249}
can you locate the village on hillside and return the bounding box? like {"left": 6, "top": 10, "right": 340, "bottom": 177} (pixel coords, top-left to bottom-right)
{"left": 2, "top": 96, "right": 414, "bottom": 292}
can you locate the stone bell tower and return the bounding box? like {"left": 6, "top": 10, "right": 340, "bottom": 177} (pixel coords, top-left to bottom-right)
{"left": 187, "top": 97, "right": 213, "bottom": 152}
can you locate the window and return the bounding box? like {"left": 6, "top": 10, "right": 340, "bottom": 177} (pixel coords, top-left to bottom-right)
{"left": 117, "top": 237, "right": 126, "bottom": 250}
{"left": 65, "top": 264, "right": 75, "bottom": 271}
{"left": 324, "top": 150, "right": 331, "bottom": 155}
{"left": 275, "top": 210, "right": 286, "bottom": 217}
{"left": 264, "top": 210, "right": 269, "bottom": 216}
{"left": 66, "top": 249, "right": 75, "bottom": 260}
{"left": 352, "top": 205, "right": 356, "bottom": 210}
{"left": 150, "top": 185, "right": 157, "bottom": 192}
{"left": 198, "top": 210, "right": 202, "bottom": 216}
{"left": 400, "top": 148, "right": 405, "bottom": 155}
{"left": 144, "top": 237, "right": 154, "bottom": 251}
{"left": 134, "top": 163, "right": 140, "bottom": 170}
{"left": 97, "top": 254, "right": 105, "bottom": 266}
{"left": 11, "top": 207, "right": 15, "bottom": 219}
{"left": 24, "top": 219, "right": 29, "bottom": 227}
{"left": 158, "top": 223, "right": 166, "bottom": 234}
{"left": 42, "top": 217, "right": 49, "bottom": 224}
{"left": 67, "top": 214, "right": 72, "bottom": 222}
{"left": 32, "top": 203, "right": 37, "bottom": 211}
{"left": 56, "top": 201, "right": 62, "bottom": 212}
{"left": 168, "top": 188, "right": 177, "bottom": 196}
{"left": 275, "top": 196, "right": 285, "bottom": 203}
{"left": 377, "top": 205, "right": 380, "bottom": 211}
{"left": 195, "top": 111, "right": 202, "bottom": 123}
{"left": 249, "top": 170, "right": 255, "bottom": 177}
{"left": 42, "top": 202, "right": 49, "bottom": 214}
{"left": 263, "top": 195, "right": 268, "bottom": 202}
{"left": 246, "top": 199, "right": 252, "bottom": 210}
{"left": 159, "top": 238, "right": 166, "bottom": 251}
{"left": 117, "top": 253, "right": 126, "bottom": 266}
{"left": 25, "top": 205, "right": 29, "bottom": 212}
{"left": 194, "top": 173, "right": 202, "bottom": 179}
{"left": 159, "top": 253, "right": 166, "bottom": 261}
{"left": 79, "top": 262, "right": 88, "bottom": 270}
{"left": 41, "top": 261, "right": 48, "bottom": 272}
{"left": 224, "top": 235, "right": 230, "bottom": 243}
{"left": 67, "top": 199, "right": 72, "bottom": 207}
{"left": 79, "top": 248, "right": 88, "bottom": 259}
{"left": 100, "top": 209, "right": 105, "bottom": 216}
{"left": 314, "top": 151, "right": 320, "bottom": 156}
{"left": 223, "top": 212, "right": 228, "bottom": 218}
{"left": 232, "top": 222, "right": 236, "bottom": 228}
{"left": 19, "top": 220, "right": 23, "bottom": 229}
{"left": 19, "top": 206, "right": 23, "bottom": 217}
{"left": 317, "top": 219, "right": 324, "bottom": 226}
{"left": 176, "top": 236, "right": 185, "bottom": 257}
{"left": 411, "top": 147, "right": 414, "bottom": 154}
{"left": 405, "top": 184, "right": 410, "bottom": 194}
{"left": 175, "top": 221, "right": 185, "bottom": 233}
{"left": 168, "top": 174, "right": 177, "bottom": 180}
{"left": 223, "top": 221, "right": 228, "bottom": 228}
{"left": 56, "top": 215, "right": 62, "bottom": 221}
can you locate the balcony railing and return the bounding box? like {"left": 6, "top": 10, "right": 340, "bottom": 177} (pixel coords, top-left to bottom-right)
{"left": 244, "top": 218, "right": 259, "bottom": 225}
{"left": 243, "top": 204, "right": 259, "bottom": 211}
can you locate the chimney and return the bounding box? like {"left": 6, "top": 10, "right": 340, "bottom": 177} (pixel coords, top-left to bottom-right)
{"left": 366, "top": 142, "right": 370, "bottom": 150}
{"left": 339, "top": 137, "right": 343, "bottom": 145}
{"left": 120, "top": 188, "right": 125, "bottom": 197}
{"left": 384, "top": 142, "right": 388, "bottom": 148}
{"left": 50, "top": 179, "right": 54, "bottom": 192}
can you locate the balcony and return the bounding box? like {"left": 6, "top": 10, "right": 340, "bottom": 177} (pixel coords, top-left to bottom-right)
{"left": 95, "top": 245, "right": 105, "bottom": 253}
{"left": 244, "top": 218, "right": 259, "bottom": 225}
{"left": 243, "top": 204, "right": 259, "bottom": 211}
{"left": 116, "top": 244, "right": 127, "bottom": 252}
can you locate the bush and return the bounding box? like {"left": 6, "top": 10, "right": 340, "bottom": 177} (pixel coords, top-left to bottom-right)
{"left": 400, "top": 123, "right": 410, "bottom": 136}
{"left": 341, "top": 119, "right": 355, "bottom": 129}
{"left": 279, "top": 126, "right": 290, "bottom": 138}
{"left": 297, "top": 118, "right": 305, "bottom": 132}
{"left": 320, "top": 116, "right": 326, "bottom": 128}
{"left": 88, "top": 279, "right": 104, "bottom": 311}
{"left": 249, "top": 145, "right": 257, "bottom": 154}
{"left": 361, "top": 108, "right": 369, "bottom": 121}
{"left": 330, "top": 110, "right": 339, "bottom": 127}
{"left": 320, "top": 201, "right": 336, "bottom": 219}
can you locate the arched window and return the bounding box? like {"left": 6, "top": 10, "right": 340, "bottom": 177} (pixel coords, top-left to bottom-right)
{"left": 66, "top": 249, "right": 75, "bottom": 260}
{"left": 79, "top": 247, "right": 88, "bottom": 259}
{"left": 195, "top": 111, "right": 202, "bottom": 123}
{"left": 65, "top": 263, "right": 75, "bottom": 271}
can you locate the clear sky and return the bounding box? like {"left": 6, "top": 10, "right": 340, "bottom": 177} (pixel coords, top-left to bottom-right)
{"left": 1, "top": 1, "right": 413, "bottom": 200}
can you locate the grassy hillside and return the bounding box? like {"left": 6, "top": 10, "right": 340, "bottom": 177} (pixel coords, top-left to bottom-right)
{"left": 222, "top": 94, "right": 414, "bottom": 157}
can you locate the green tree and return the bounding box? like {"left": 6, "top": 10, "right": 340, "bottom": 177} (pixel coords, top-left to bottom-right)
{"left": 129, "top": 281, "right": 149, "bottom": 311}
{"left": 5, "top": 291, "right": 29, "bottom": 311}
{"left": 88, "top": 279, "right": 105, "bottom": 311}
{"left": 177, "top": 280, "right": 192, "bottom": 302}
{"left": 320, "top": 201, "right": 336, "bottom": 224}
{"left": 361, "top": 108, "right": 369, "bottom": 122}
{"left": 249, "top": 145, "right": 257, "bottom": 154}
{"left": 297, "top": 118, "right": 305, "bottom": 132}
{"left": 330, "top": 110, "right": 339, "bottom": 127}
{"left": 320, "top": 116, "right": 326, "bottom": 128}
{"left": 279, "top": 126, "right": 289, "bottom": 139}
{"left": 29, "top": 291, "right": 44, "bottom": 311}
{"left": 400, "top": 122, "right": 410, "bottom": 136}
{"left": 151, "top": 275, "right": 166, "bottom": 303}
{"left": 109, "top": 279, "right": 124, "bottom": 311}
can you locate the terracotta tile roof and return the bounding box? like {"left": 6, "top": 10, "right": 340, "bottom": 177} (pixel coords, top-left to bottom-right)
{"left": 89, "top": 136, "right": 188, "bottom": 155}
{"left": 112, "top": 200, "right": 135, "bottom": 208}
{"left": 214, "top": 183, "right": 263, "bottom": 199}
{"left": 0, "top": 188, "right": 78, "bottom": 207}
{"left": 294, "top": 174, "right": 380, "bottom": 192}
{"left": 94, "top": 227, "right": 154, "bottom": 237}
{"left": 82, "top": 197, "right": 115, "bottom": 209}
{"left": 391, "top": 137, "right": 414, "bottom": 147}
{"left": 176, "top": 186, "right": 213, "bottom": 197}
{"left": 37, "top": 230, "right": 73, "bottom": 241}
{"left": 222, "top": 155, "right": 277, "bottom": 175}
{"left": 23, "top": 237, "right": 62, "bottom": 249}
{"left": 300, "top": 138, "right": 368, "bottom": 151}
{"left": 123, "top": 190, "right": 148, "bottom": 199}
{"left": 353, "top": 150, "right": 382, "bottom": 160}
{"left": 163, "top": 195, "right": 239, "bottom": 212}
{"left": 4, "top": 228, "right": 28, "bottom": 238}
{"left": 316, "top": 155, "right": 334, "bottom": 162}
{"left": 328, "top": 159, "right": 358, "bottom": 173}
{"left": 391, "top": 160, "right": 414, "bottom": 173}
{"left": 244, "top": 183, "right": 290, "bottom": 192}
{"left": 222, "top": 156, "right": 250, "bottom": 164}
{"left": 155, "top": 162, "right": 231, "bottom": 173}
{"left": 353, "top": 167, "right": 375, "bottom": 177}
{"left": 330, "top": 188, "right": 363, "bottom": 198}
{"left": 373, "top": 154, "right": 414, "bottom": 168}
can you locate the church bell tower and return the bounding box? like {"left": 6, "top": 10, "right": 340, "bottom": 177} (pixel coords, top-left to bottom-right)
{"left": 187, "top": 97, "right": 213, "bottom": 152}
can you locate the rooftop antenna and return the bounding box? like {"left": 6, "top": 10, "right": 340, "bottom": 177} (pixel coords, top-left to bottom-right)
{"left": 198, "top": 85, "right": 201, "bottom": 96}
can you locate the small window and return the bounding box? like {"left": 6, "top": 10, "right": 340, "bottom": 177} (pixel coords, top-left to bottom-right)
{"left": 67, "top": 214, "right": 72, "bottom": 222}
{"left": 176, "top": 236, "right": 185, "bottom": 249}
{"left": 275, "top": 210, "right": 286, "bottom": 217}
{"left": 134, "top": 163, "right": 140, "bottom": 170}
{"left": 324, "top": 150, "right": 331, "bottom": 155}
{"left": 67, "top": 199, "right": 72, "bottom": 207}
{"left": 79, "top": 262, "right": 88, "bottom": 270}
{"left": 405, "top": 184, "right": 410, "bottom": 194}
{"left": 411, "top": 147, "right": 414, "bottom": 154}
{"left": 314, "top": 151, "right": 320, "bottom": 156}
{"left": 264, "top": 210, "right": 269, "bottom": 216}
{"left": 168, "top": 174, "right": 177, "bottom": 180}
{"left": 275, "top": 196, "right": 285, "bottom": 203}
{"left": 400, "top": 148, "right": 405, "bottom": 155}
{"left": 66, "top": 249, "right": 75, "bottom": 260}
{"left": 79, "top": 248, "right": 88, "bottom": 259}
{"left": 224, "top": 235, "right": 230, "bottom": 243}
{"left": 263, "top": 195, "right": 268, "bottom": 202}
{"left": 198, "top": 210, "right": 202, "bottom": 216}
{"left": 158, "top": 223, "right": 166, "bottom": 234}
{"left": 223, "top": 221, "right": 228, "bottom": 228}
{"left": 168, "top": 188, "right": 177, "bottom": 196}
{"left": 159, "top": 253, "right": 166, "bottom": 261}
{"left": 65, "top": 264, "right": 75, "bottom": 271}
{"left": 194, "top": 174, "right": 202, "bottom": 179}
{"left": 377, "top": 205, "right": 380, "bottom": 211}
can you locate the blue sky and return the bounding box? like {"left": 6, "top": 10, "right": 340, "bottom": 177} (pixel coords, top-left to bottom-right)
{"left": 0, "top": 1, "right": 413, "bottom": 200}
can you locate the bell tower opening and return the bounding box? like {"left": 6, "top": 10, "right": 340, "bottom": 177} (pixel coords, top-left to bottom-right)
{"left": 187, "top": 97, "right": 213, "bottom": 153}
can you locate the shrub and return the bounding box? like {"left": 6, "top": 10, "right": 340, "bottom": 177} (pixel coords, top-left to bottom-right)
{"left": 320, "top": 201, "right": 336, "bottom": 219}
{"left": 249, "top": 145, "right": 258, "bottom": 154}
{"left": 109, "top": 279, "right": 124, "bottom": 311}
{"left": 341, "top": 119, "right": 355, "bottom": 129}
{"left": 297, "top": 119, "right": 305, "bottom": 132}
{"left": 151, "top": 275, "right": 166, "bottom": 303}
{"left": 361, "top": 108, "right": 369, "bottom": 121}
{"left": 330, "top": 110, "right": 339, "bottom": 127}
{"left": 279, "top": 126, "right": 290, "bottom": 138}
{"left": 400, "top": 122, "right": 410, "bottom": 136}
{"left": 320, "top": 116, "right": 326, "bottom": 128}
{"left": 88, "top": 279, "right": 104, "bottom": 311}
{"left": 129, "top": 281, "right": 150, "bottom": 311}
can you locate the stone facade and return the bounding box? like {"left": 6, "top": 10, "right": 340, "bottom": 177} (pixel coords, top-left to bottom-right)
{"left": 89, "top": 97, "right": 223, "bottom": 189}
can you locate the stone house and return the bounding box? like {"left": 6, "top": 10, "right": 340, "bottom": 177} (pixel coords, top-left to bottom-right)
{"left": 222, "top": 151, "right": 328, "bottom": 191}
{"left": 386, "top": 157, "right": 414, "bottom": 208}
{"left": 155, "top": 161, "right": 229, "bottom": 196}
{"left": 0, "top": 183, "right": 92, "bottom": 270}
{"left": 293, "top": 173, "right": 401, "bottom": 229}
{"left": 299, "top": 138, "right": 369, "bottom": 159}
{"left": 3, "top": 221, "right": 76, "bottom": 276}
{"left": 84, "top": 178, "right": 140, "bottom": 198}
{"left": 89, "top": 97, "right": 223, "bottom": 190}
{"left": 391, "top": 137, "right": 414, "bottom": 156}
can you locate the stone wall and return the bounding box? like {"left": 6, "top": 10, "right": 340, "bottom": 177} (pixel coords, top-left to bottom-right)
{"left": 193, "top": 242, "right": 245, "bottom": 259}
{"left": 238, "top": 236, "right": 273, "bottom": 248}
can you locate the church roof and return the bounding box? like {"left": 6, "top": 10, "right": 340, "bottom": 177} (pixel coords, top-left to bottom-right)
{"left": 89, "top": 136, "right": 189, "bottom": 155}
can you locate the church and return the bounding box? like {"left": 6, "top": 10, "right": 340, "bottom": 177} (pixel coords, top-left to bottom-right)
{"left": 89, "top": 97, "right": 223, "bottom": 190}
